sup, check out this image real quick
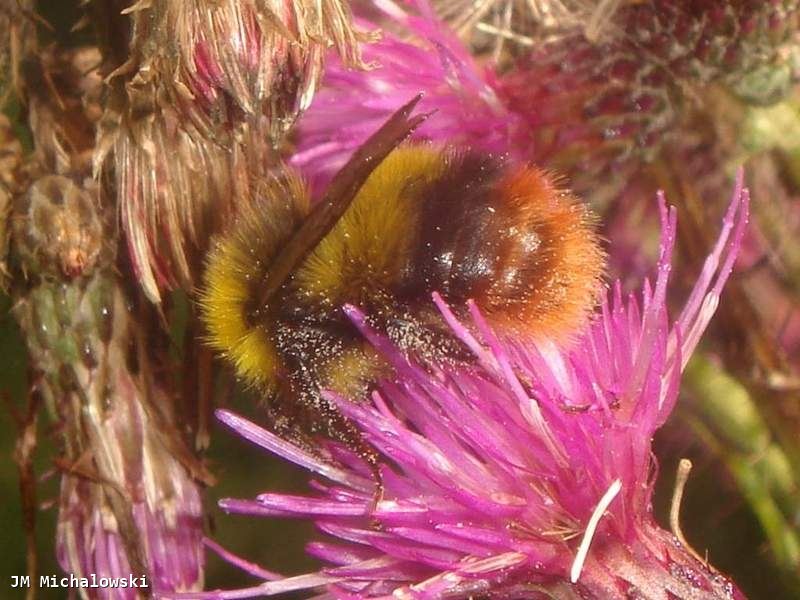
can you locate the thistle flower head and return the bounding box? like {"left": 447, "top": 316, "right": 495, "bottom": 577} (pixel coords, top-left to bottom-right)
{"left": 56, "top": 418, "right": 206, "bottom": 598}
{"left": 428, "top": 0, "right": 622, "bottom": 56}
{"left": 297, "top": 0, "right": 800, "bottom": 202}
{"left": 97, "top": 108, "right": 237, "bottom": 303}
{"left": 497, "top": 0, "right": 800, "bottom": 194}
{"left": 97, "top": 0, "right": 366, "bottom": 303}
{"left": 292, "top": 2, "right": 523, "bottom": 195}
{"left": 120, "top": 0, "right": 366, "bottom": 142}
{"left": 191, "top": 176, "right": 750, "bottom": 599}
{"left": 13, "top": 175, "right": 104, "bottom": 279}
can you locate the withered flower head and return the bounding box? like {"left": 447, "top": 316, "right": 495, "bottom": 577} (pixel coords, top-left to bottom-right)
{"left": 97, "top": 0, "right": 369, "bottom": 303}
{"left": 429, "top": 0, "right": 624, "bottom": 56}
{"left": 119, "top": 0, "right": 368, "bottom": 141}
{"left": 12, "top": 175, "right": 104, "bottom": 280}
{"left": 23, "top": 46, "right": 104, "bottom": 178}
{"left": 97, "top": 102, "right": 236, "bottom": 303}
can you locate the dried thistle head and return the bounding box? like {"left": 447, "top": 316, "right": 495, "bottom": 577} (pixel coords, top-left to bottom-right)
{"left": 12, "top": 174, "right": 104, "bottom": 280}
{"left": 7, "top": 44, "right": 106, "bottom": 283}
{"left": 97, "top": 99, "right": 238, "bottom": 303}
{"left": 119, "top": 0, "right": 369, "bottom": 142}
{"left": 429, "top": 0, "right": 631, "bottom": 59}
{"left": 95, "top": 0, "right": 369, "bottom": 303}
{"left": 9, "top": 172, "right": 207, "bottom": 595}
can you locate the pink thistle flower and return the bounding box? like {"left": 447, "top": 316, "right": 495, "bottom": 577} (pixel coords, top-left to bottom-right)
{"left": 292, "top": 0, "right": 523, "bottom": 195}
{"left": 57, "top": 433, "right": 205, "bottom": 598}
{"left": 181, "top": 174, "right": 750, "bottom": 599}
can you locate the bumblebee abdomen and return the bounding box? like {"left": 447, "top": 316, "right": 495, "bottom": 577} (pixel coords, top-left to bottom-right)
{"left": 402, "top": 149, "right": 605, "bottom": 340}
{"left": 406, "top": 151, "right": 506, "bottom": 301}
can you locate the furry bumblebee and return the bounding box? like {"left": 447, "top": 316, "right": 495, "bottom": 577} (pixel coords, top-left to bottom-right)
{"left": 200, "top": 98, "right": 605, "bottom": 446}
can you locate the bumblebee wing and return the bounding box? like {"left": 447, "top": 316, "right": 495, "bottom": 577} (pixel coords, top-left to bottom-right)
{"left": 256, "top": 94, "right": 431, "bottom": 308}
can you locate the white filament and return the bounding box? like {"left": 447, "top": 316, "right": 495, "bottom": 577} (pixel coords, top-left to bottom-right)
{"left": 570, "top": 478, "right": 622, "bottom": 583}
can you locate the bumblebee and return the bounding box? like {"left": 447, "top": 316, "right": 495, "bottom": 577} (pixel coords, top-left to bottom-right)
{"left": 200, "top": 98, "right": 604, "bottom": 446}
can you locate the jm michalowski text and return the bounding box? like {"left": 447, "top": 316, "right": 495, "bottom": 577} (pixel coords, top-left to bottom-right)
{"left": 11, "top": 574, "right": 148, "bottom": 589}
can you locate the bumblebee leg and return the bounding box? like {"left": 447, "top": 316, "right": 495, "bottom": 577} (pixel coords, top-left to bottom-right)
{"left": 340, "top": 421, "right": 384, "bottom": 530}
